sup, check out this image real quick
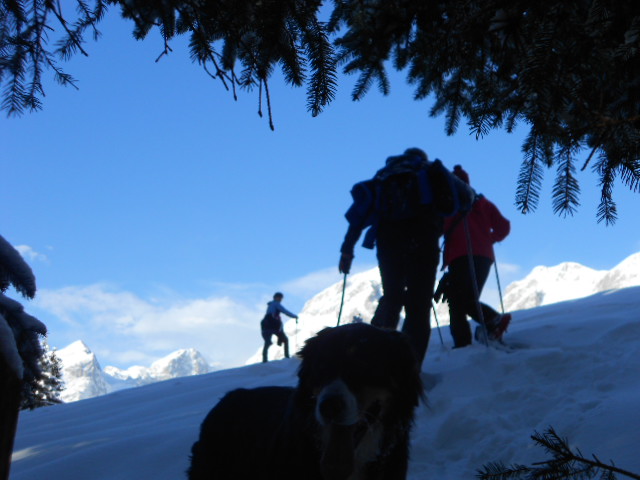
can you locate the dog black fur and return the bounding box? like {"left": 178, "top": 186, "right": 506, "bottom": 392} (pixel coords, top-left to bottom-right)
{"left": 187, "top": 323, "right": 423, "bottom": 480}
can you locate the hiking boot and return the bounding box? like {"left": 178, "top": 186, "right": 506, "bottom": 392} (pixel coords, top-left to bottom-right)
{"left": 488, "top": 313, "right": 512, "bottom": 341}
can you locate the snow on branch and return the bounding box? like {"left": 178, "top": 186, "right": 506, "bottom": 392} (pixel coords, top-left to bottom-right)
{"left": 0, "top": 234, "right": 36, "bottom": 299}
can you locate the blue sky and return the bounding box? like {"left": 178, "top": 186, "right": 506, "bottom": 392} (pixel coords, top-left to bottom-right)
{"left": 3, "top": 9, "right": 639, "bottom": 369}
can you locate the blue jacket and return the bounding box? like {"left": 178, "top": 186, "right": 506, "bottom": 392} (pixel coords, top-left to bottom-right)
{"left": 340, "top": 157, "right": 474, "bottom": 254}
{"left": 266, "top": 300, "right": 296, "bottom": 321}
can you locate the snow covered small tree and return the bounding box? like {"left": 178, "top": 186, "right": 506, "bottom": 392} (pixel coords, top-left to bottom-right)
{"left": 20, "top": 340, "right": 64, "bottom": 411}
{"left": 0, "top": 234, "right": 46, "bottom": 480}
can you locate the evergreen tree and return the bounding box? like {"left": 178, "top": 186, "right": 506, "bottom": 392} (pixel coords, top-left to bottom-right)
{"left": 2, "top": 1, "right": 639, "bottom": 222}
{"left": 0, "top": 233, "right": 46, "bottom": 479}
{"left": 20, "top": 340, "right": 64, "bottom": 410}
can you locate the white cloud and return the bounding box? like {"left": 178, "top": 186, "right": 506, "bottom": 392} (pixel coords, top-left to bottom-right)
{"left": 32, "top": 284, "right": 265, "bottom": 369}
{"left": 496, "top": 262, "right": 521, "bottom": 275}
{"left": 281, "top": 267, "right": 344, "bottom": 298}
{"left": 29, "top": 265, "right": 380, "bottom": 370}
{"left": 282, "top": 264, "right": 378, "bottom": 299}
{"left": 14, "top": 245, "right": 48, "bottom": 263}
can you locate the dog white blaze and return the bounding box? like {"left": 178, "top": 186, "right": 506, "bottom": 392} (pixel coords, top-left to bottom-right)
{"left": 315, "top": 378, "right": 359, "bottom": 426}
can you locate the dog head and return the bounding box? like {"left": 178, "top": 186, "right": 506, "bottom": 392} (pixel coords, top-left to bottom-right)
{"left": 295, "top": 323, "right": 423, "bottom": 479}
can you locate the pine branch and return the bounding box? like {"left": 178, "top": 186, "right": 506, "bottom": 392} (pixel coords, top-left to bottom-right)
{"left": 515, "top": 132, "right": 549, "bottom": 214}
{"left": 477, "top": 427, "right": 640, "bottom": 480}
{"left": 2, "top": 0, "right": 640, "bottom": 220}
{"left": 350, "top": 64, "right": 376, "bottom": 101}
{"left": 617, "top": 160, "right": 640, "bottom": 193}
{"left": 551, "top": 146, "right": 581, "bottom": 217}
{"left": 595, "top": 156, "right": 618, "bottom": 225}
{"left": 302, "top": 18, "right": 337, "bottom": 116}
{"left": 277, "top": 22, "right": 304, "bottom": 88}
{"left": 477, "top": 461, "right": 532, "bottom": 479}
{"left": 532, "top": 429, "right": 640, "bottom": 480}
{"left": 51, "top": 0, "right": 91, "bottom": 58}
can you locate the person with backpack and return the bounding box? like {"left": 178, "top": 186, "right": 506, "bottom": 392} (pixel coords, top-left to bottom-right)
{"left": 261, "top": 292, "right": 298, "bottom": 363}
{"left": 437, "top": 165, "right": 511, "bottom": 348}
{"left": 338, "top": 148, "right": 474, "bottom": 366}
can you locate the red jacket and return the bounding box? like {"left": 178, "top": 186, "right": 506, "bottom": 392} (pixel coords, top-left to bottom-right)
{"left": 443, "top": 196, "right": 510, "bottom": 266}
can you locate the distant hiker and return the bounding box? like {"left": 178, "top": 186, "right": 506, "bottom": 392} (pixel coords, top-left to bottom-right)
{"left": 437, "top": 165, "right": 511, "bottom": 348}
{"left": 261, "top": 292, "right": 298, "bottom": 363}
{"left": 338, "top": 148, "right": 474, "bottom": 365}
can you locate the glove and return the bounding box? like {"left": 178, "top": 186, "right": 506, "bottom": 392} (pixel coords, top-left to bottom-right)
{"left": 339, "top": 253, "right": 354, "bottom": 274}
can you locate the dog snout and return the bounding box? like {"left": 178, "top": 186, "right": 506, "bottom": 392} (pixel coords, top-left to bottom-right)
{"left": 315, "top": 379, "right": 358, "bottom": 426}
{"left": 318, "top": 394, "right": 347, "bottom": 423}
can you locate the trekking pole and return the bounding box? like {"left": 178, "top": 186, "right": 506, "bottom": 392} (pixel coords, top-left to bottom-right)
{"left": 336, "top": 273, "right": 347, "bottom": 326}
{"left": 493, "top": 260, "right": 505, "bottom": 315}
{"left": 431, "top": 299, "right": 445, "bottom": 346}
{"left": 463, "top": 216, "right": 490, "bottom": 346}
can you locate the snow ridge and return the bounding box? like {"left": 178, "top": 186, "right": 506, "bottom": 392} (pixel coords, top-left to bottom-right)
{"left": 250, "top": 251, "right": 640, "bottom": 362}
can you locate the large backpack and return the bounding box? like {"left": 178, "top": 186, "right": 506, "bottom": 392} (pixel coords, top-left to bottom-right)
{"left": 375, "top": 171, "right": 424, "bottom": 221}
{"left": 344, "top": 156, "right": 475, "bottom": 249}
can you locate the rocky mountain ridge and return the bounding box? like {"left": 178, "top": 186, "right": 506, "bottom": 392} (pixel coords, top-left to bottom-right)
{"left": 56, "top": 341, "right": 210, "bottom": 402}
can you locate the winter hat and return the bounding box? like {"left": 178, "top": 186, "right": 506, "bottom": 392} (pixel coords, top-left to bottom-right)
{"left": 453, "top": 165, "right": 470, "bottom": 184}
{"left": 404, "top": 147, "right": 428, "bottom": 162}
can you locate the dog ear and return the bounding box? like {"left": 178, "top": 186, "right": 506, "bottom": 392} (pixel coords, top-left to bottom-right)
{"left": 295, "top": 327, "right": 332, "bottom": 402}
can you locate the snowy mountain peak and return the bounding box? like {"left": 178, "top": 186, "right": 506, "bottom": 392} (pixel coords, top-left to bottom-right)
{"left": 249, "top": 251, "right": 640, "bottom": 363}
{"left": 595, "top": 251, "right": 640, "bottom": 291}
{"left": 57, "top": 340, "right": 108, "bottom": 403}
{"left": 502, "top": 261, "right": 606, "bottom": 311}
{"left": 149, "top": 348, "right": 209, "bottom": 381}
{"left": 59, "top": 343, "right": 211, "bottom": 402}
{"left": 62, "top": 340, "right": 93, "bottom": 356}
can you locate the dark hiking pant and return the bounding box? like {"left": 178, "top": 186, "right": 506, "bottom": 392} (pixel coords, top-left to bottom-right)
{"left": 445, "top": 255, "right": 499, "bottom": 348}
{"left": 261, "top": 329, "right": 289, "bottom": 362}
{"left": 371, "top": 224, "right": 440, "bottom": 366}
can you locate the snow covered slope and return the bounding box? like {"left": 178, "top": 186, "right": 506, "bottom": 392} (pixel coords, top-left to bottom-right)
{"left": 11, "top": 285, "right": 640, "bottom": 480}
{"left": 250, "top": 251, "right": 640, "bottom": 362}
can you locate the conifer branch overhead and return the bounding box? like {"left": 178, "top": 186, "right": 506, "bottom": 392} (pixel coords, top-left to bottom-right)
{"left": 595, "top": 156, "right": 618, "bottom": 225}
{"left": 0, "top": 235, "right": 36, "bottom": 299}
{"left": 552, "top": 146, "right": 581, "bottom": 217}
{"left": 2, "top": 0, "right": 640, "bottom": 222}
{"left": 515, "top": 132, "right": 551, "bottom": 215}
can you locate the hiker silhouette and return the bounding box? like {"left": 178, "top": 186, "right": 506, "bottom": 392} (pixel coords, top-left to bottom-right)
{"left": 437, "top": 165, "right": 511, "bottom": 348}
{"left": 260, "top": 292, "right": 298, "bottom": 362}
{"left": 339, "top": 148, "right": 473, "bottom": 365}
